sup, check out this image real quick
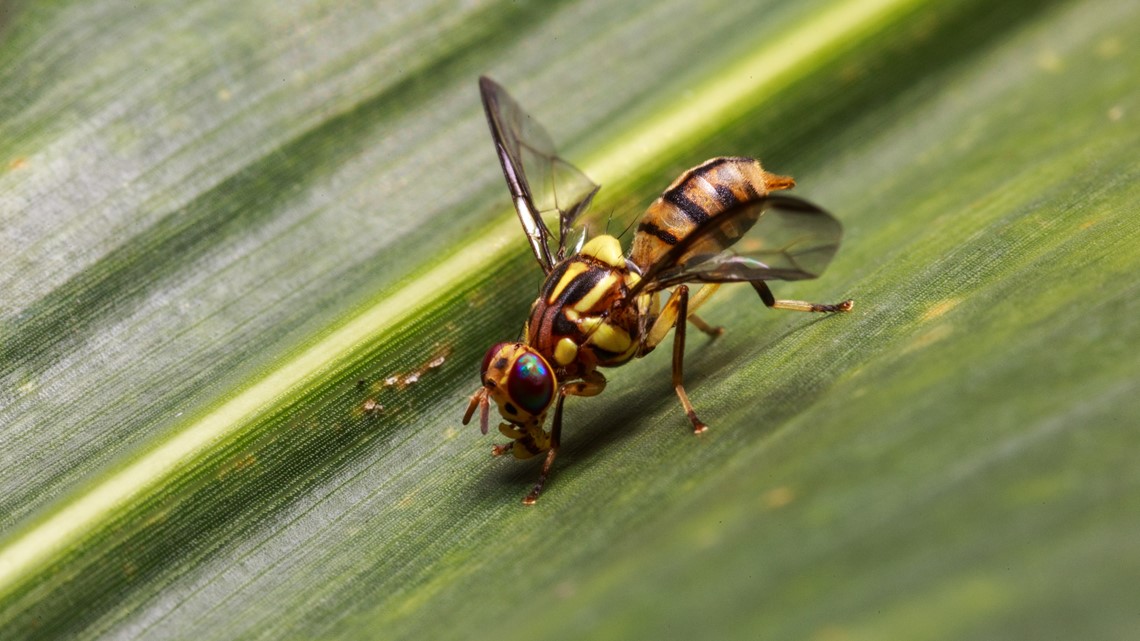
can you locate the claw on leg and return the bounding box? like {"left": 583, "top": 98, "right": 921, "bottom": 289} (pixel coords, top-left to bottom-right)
{"left": 689, "top": 313, "right": 724, "bottom": 338}
{"left": 523, "top": 447, "right": 558, "bottom": 505}
{"left": 752, "top": 281, "right": 853, "bottom": 313}
{"left": 669, "top": 285, "right": 709, "bottom": 434}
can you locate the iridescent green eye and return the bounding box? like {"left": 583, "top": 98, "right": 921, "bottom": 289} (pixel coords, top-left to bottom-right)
{"left": 507, "top": 352, "right": 554, "bottom": 415}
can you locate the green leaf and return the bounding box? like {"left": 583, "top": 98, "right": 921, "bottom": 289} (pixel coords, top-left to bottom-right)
{"left": 2, "top": 0, "right": 1138, "bottom": 639}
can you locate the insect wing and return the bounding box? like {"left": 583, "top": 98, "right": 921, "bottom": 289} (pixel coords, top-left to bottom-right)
{"left": 479, "top": 76, "right": 600, "bottom": 269}
{"left": 631, "top": 194, "right": 842, "bottom": 295}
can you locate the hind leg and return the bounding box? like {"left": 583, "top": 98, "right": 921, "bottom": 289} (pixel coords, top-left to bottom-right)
{"left": 752, "top": 281, "right": 853, "bottom": 313}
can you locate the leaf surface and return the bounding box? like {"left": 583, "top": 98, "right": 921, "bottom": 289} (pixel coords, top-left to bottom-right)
{"left": 1, "top": 0, "right": 1138, "bottom": 639}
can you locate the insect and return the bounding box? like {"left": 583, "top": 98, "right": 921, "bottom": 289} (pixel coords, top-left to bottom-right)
{"left": 464, "top": 76, "right": 853, "bottom": 504}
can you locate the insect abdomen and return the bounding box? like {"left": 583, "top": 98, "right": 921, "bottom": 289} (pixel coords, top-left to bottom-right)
{"left": 629, "top": 157, "right": 795, "bottom": 272}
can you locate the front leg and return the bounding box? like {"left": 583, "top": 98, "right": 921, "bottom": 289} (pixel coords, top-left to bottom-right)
{"left": 523, "top": 370, "right": 607, "bottom": 505}
{"left": 492, "top": 422, "right": 548, "bottom": 459}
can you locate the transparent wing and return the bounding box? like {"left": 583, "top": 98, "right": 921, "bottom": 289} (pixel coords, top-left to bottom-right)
{"left": 479, "top": 76, "right": 600, "bottom": 271}
{"left": 630, "top": 194, "right": 842, "bottom": 296}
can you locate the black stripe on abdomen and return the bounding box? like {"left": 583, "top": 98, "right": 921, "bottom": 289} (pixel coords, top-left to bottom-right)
{"left": 713, "top": 183, "right": 739, "bottom": 209}
{"left": 662, "top": 188, "right": 711, "bottom": 225}
{"left": 637, "top": 221, "right": 679, "bottom": 245}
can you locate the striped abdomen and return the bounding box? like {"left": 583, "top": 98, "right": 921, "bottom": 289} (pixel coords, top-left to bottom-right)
{"left": 629, "top": 157, "right": 795, "bottom": 272}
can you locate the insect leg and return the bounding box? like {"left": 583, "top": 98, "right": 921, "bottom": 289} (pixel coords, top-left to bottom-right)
{"left": 687, "top": 314, "right": 724, "bottom": 338}
{"left": 752, "top": 281, "right": 853, "bottom": 313}
{"left": 523, "top": 371, "right": 607, "bottom": 505}
{"left": 684, "top": 284, "right": 724, "bottom": 338}
{"left": 669, "top": 285, "right": 708, "bottom": 434}
{"left": 645, "top": 284, "right": 721, "bottom": 349}
{"left": 640, "top": 288, "right": 707, "bottom": 431}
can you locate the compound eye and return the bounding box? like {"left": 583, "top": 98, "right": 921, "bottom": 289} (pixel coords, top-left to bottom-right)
{"left": 481, "top": 342, "right": 508, "bottom": 378}
{"left": 507, "top": 352, "right": 554, "bottom": 416}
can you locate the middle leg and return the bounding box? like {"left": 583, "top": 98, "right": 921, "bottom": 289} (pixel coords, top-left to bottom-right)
{"left": 685, "top": 283, "right": 724, "bottom": 338}
{"left": 644, "top": 285, "right": 708, "bottom": 434}
{"left": 668, "top": 285, "right": 707, "bottom": 434}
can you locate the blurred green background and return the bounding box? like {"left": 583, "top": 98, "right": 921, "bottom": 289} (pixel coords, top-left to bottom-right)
{"left": 1, "top": 0, "right": 1138, "bottom": 638}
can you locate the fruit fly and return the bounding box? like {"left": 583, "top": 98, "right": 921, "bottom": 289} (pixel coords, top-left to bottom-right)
{"left": 464, "top": 77, "right": 853, "bottom": 504}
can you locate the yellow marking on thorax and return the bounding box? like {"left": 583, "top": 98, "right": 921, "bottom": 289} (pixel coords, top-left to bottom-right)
{"left": 579, "top": 235, "right": 625, "bottom": 267}
{"left": 548, "top": 262, "right": 589, "bottom": 303}
{"left": 577, "top": 316, "right": 633, "bottom": 354}
{"left": 554, "top": 337, "right": 578, "bottom": 366}
{"left": 572, "top": 272, "right": 618, "bottom": 313}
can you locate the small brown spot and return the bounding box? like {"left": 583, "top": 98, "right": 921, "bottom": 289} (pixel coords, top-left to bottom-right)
{"left": 1097, "top": 36, "right": 1122, "bottom": 59}
{"left": 1108, "top": 105, "right": 1124, "bottom": 122}
{"left": 7, "top": 157, "right": 27, "bottom": 170}
{"left": 378, "top": 347, "right": 451, "bottom": 390}
{"left": 838, "top": 62, "right": 866, "bottom": 84}
{"left": 362, "top": 398, "right": 383, "bottom": 413}
{"left": 902, "top": 324, "right": 953, "bottom": 354}
{"left": 920, "top": 298, "right": 961, "bottom": 322}
{"left": 763, "top": 486, "right": 795, "bottom": 509}
{"left": 554, "top": 580, "right": 577, "bottom": 599}
{"left": 218, "top": 453, "right": 257, "bottom": 479}
{"left": 1035, "top": 50, "right": 1063, "bottom": 73}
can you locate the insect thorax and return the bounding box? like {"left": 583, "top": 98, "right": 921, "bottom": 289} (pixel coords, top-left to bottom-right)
{"left": 526, "top": 236, "right": 644, "bottom": 376}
